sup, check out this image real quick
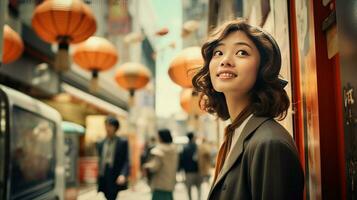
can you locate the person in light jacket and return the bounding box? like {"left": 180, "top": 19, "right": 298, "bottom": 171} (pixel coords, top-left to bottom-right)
{"left": 192, "top": 18, "right": 304, "bottom": 200}
{"left": 144, "top": 129, "right": 178, "bottom": 200}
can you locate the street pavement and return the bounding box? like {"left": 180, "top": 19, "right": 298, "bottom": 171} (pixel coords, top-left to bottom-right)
{"left": 78, "top": 178, "right": 210, "bottom": 200}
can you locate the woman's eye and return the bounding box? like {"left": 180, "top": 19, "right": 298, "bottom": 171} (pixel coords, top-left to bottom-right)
{"left": 213, "top": 50, "right": 223, "bottom": 56}
{"left": 236, "top": 50, "right": 248, "bottom": 56}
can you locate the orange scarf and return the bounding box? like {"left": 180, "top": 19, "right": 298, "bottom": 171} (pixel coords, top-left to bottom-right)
{"left": 213, "top": 107, "right": 252, "bottom": 183}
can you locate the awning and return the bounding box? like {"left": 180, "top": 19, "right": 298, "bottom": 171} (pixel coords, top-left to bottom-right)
{"left": 62, "top": 121, "right": 85, "bottom": 135}
{"left": 62, "top": 83, "right": 128, "bottom": 117}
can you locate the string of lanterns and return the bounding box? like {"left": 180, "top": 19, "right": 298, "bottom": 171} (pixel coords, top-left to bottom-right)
{"left": 2, "top": 0, "right": 152, "bottom": 102}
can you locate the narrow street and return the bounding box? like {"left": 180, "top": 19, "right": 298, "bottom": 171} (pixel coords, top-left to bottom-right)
{"left": 78, "top": 179, "right": 211, "bottom": 200}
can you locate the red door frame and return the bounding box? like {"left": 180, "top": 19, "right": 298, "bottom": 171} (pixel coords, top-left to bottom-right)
{"left": 288, "top": 0, "right": 306, "bottom": 198}
{"left": 289, "top": 0, "right": 346, "bottom": 199}
{"left": 312, "top": 1, "right": 346, "bottom": 198}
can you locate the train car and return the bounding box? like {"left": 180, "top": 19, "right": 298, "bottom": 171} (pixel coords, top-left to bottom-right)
{"left": 0, "top": 85, "right": 65, "bottom": 200}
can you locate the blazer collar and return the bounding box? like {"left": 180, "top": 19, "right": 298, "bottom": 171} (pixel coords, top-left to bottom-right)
{"left": 208, "top": 116, "right": 270, "bottom": 197}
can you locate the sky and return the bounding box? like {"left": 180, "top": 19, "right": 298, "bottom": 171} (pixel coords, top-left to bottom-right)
{"left": 151, "top": 0, "right": 184, "bottom": 118}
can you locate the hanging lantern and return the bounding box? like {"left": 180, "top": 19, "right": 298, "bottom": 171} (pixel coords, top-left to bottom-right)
{"left": 72, "top": 36, "right": 118, "bottom": 92}
{"left": 124, "top": 32, "right": 143, "bottom": 44}
{"left": 182, "top": 20, "right": 200, "bottom": 38}
{"left": 115, "top": 62, "right": 151, "bottom": 97}
{"left": 155, "top": 27, "right": 169, "bottom": 36}
{"left": 2, "top": 25, "right": 24, "bottom": 64}
{"left": 168, "top": 46, "right": 203, "bottom": 88}
{"left": 180, "top": 88, "right": 205, "bottom": 115}
{"left": 32, "top": 0, "right": 96, "bottom": 71}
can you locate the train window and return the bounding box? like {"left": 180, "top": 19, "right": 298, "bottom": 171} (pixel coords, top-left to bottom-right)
{"left": 9, "top": 106, "right": 56, "bottom": 200}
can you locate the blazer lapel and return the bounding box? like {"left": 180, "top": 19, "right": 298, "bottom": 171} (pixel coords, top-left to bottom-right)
{"left": 208, "top": 116, "right": 270, "bottom": 197}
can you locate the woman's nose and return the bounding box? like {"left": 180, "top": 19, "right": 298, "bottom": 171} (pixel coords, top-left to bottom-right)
{"left": 220, "top": 54, "right": 234, "bottom": 67}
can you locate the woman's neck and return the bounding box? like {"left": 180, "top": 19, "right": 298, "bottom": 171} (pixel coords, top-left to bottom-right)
{"left": 225, "top": 93, "right": 250, "bottom": 121}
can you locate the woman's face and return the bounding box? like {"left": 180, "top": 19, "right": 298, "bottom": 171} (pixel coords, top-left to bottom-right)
{"left": 209, "top": 31, "right": 261, "bottom": 98}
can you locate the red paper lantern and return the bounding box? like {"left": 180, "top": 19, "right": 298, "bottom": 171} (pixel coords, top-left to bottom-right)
{"left": 180, "top": 88, "right": 205, "bottom": 115}
{"left": 168, "top": 46, "right": 203, "bottom": 88}
{"left": 155, "top": 27, "right": 169, "bottom": 36}
{"left": 32, "top": 0, "right": 96, "bottom": 71}
{"left": 2, "top": 25, "right": 24, "bottom": 64}
{"left": 115, "top": 62, "right": 151, "bottom": 96}
{"left": 72, "top": 36, "right": 118, "bottom": 91}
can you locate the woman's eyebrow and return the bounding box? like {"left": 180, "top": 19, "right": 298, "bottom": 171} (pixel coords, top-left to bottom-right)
{"left": 215, "top": 42, "right": 225, "bottom": 48}
{"left": 215, "top": 41, "right": 252, "bottom": 49}
{"left": 234, "top": 42, "right": 252, "bottom": 49}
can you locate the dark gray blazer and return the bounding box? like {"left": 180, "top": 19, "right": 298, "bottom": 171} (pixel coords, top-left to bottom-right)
{"left": 208, "top": 116, "right": 304, "bottom": 200}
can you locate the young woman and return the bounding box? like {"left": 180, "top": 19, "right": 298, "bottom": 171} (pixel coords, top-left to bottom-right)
{"left": 192, "top": 19, "right": 304, "bottom": 200}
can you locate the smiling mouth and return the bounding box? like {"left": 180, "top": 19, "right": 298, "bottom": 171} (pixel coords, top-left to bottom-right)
{"left": 217, "top": 72, "right": 237, "bottom": 79}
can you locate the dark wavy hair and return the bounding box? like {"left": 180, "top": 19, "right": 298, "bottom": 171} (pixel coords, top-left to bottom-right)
{"left": 158, "top": 129, "right": 173, "bottom": 144}
{"left": 192, "top": 19, "right": 289, "bottom": 121}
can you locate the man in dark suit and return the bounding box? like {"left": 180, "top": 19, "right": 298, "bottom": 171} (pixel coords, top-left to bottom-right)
{"left": 97, "top": 116, "right": 129, "bottom": 200}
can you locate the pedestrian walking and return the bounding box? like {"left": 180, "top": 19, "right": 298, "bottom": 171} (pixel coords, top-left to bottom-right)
{"left": 143, "top": 129, "right": 178, "bottom": 200}
{"left": 97, "top": 116, "right": 129, "bottom": 200}
{"left": 179, "top": 132, "right": 203, "bottom": 200}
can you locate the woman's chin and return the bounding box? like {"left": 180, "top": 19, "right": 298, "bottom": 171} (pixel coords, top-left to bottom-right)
{"left": 214, "top": 86, "right": 238, "bottom": 94}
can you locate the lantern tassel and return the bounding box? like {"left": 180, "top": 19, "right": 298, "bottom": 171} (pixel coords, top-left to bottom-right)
{"left": 128, "top": 89, "right": 135, "bottom": 107}
{"left": 90, "top": 70, "right": 99, "bottom": 93}
{"left": 55, "top": 42, "right": 70, "bottom": 71}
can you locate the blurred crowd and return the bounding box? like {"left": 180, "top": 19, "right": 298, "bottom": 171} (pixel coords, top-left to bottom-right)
{"left": 141, "top": 130, "right": 215, "bottom": 200}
